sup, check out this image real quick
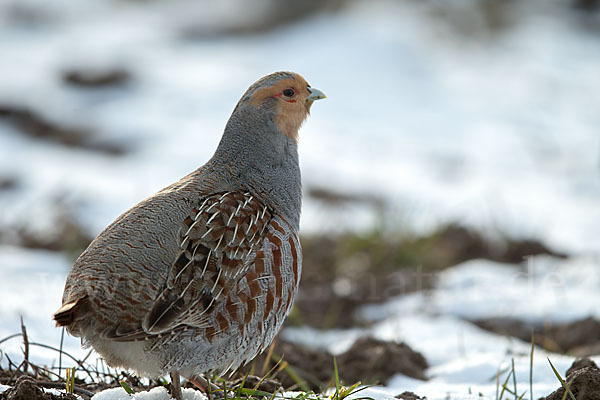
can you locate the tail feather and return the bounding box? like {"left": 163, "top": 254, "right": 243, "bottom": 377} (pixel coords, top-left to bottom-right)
{"left": 53, "top": 297, "right": 85, "bottom": 327}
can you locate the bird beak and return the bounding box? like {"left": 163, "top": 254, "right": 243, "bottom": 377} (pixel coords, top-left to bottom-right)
{"left": 307, "top": 87, "right": 327, "bottom": 101}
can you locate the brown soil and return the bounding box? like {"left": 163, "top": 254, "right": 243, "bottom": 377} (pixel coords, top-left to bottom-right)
{"left": 0, "top": 176, "right": 18, "bottom": 191}
{"left": 567, "top": 358, "right": 599, "bottom": 376}
{"left": 471, "top": 316, "right": 600, "bottom": 354}
{"left": 0, "top": 105, "right": 128, "bottom": 155}
{"left": 542, "top": 358, "right": 600, "bottom": 400}
{"left": 395, "top": 392, "right": 426, "bottom": 400}
{"left": 226, "top": 376, "right": 282, "bottom": 394}
{"left": 0, "top": 365, "right": 151, "bottom": 400}
{"left": 0, "top": 376, "right": 77, "bottom": 400}
{"left": 62, "top": 68, "right": 130, "bottom": 88}
{"left": 294, "top": 223, "right": 566, "bottom": 329}
{"left": 237, "top": 337, "right": 427, "bottom": 391}
{"left": 0, "top": 201, "right": 93, "bottom": 257}
{"left": 337, "top": 337, "right": 428, "bottom": 383}
{"left": 1, "top": 335, "right": 426, "bottom": 397}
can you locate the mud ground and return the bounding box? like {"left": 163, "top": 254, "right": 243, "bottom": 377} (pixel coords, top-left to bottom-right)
{"left": 294, "top": 223, "right": 565, "bottom": 329}
{"left": 542, "top": 358, "right": 600, "bottom": 400}
{"left": 0, "top": 193, "right": 574, "bottom": 399}
{"left": 0, "top": 375, "right": 78, "bottom": 400}
{"left": 236, "top": 337, "right": 428, "bottom": 391}
{"left": 472, "top": 316, "right": 600, "bottom": 355}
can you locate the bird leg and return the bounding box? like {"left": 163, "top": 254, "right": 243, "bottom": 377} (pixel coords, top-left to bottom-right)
{"left": 169, "top": 371, "right": 183, "bottom": 400}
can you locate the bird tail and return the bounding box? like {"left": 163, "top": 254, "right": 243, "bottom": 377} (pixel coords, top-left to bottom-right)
{"left": 53, "top": 297, "right": 85, "bottom": 327}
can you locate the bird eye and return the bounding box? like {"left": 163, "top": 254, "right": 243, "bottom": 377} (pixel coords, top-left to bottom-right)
{"left": 282, "top": 88, "right": 295, "bottom": 97}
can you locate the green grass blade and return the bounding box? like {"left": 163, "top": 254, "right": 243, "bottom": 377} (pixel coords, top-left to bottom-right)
{"left": 268, "top": 388, "right": 280, "bottom": 400}
{"left": 491, "top": 366, "right": 511, "bottom": 382}
{"left": 344, "top": 382, "right": 361, "bottom": 395}
{"left": 271, "top": 354, "right": 310, "bottom": 392}
{"left": 223, "top": 378, "right": 229, "bottom": 400}
{"left": 236, "top": 369, "right": 250, "bottom": 396}
{"left": 547, "top": 358, "right": 576, "bottom": 400}
{"left": 496, "top": 367, "right": 500, "bottom": 400}
{"left": 334, "top": 356, "right": 341, "bottom": 400}
{"left": 237, "top": 387, "right": 275, "bottom": 397}
{"left": 501, "top": 384, "right": 516, "bottom": 396}
{"left": 530, "top": 332, "right": 534, "bottom": 400}
{"left": 119, "top": 380, "right": 135, "bottom": 394}
{"left": 498, "top": 369, "right": 513, "bottom": 400}
{"left": 560, "top": 382, "right": 574, "bottom": 400}
{"left": 65, "top": 367, "right": 76, "bottom": 394}
{"left": 344, "top": 385, "right": 374, "bottom": 400}
{"left": 65, "top": 367, "right": 71, "bottom": 394}
{"left": 511, "top": 358, "right": 517, "bottom": 400}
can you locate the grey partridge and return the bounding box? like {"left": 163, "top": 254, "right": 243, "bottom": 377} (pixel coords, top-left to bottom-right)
{"left": 53, "top": 71, "right": 326, "bottom": 399}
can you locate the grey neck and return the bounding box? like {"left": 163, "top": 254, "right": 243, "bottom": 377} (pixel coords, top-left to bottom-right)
{"left": 204, "top": 104, "right": 302, "bottom": 230}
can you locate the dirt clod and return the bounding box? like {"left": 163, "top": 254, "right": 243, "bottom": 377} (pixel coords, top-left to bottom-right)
{"left": 239, "top": 337, "right": 428, "bottom": 391}
{"left": 239, "top": 340, "right": 332, "bottom": 390}
{"left": 0, "top": 376, "right": 76, "bottom": 400}
{"left": 472, "top": 316, "right": 600, "bottom": 354}
{"left": 567, "top": 358, "right": 599, "bottom": 378}
{"left": 543, "top": 359, "right": 600, "bottom": 400}
{"left": 63, "top": 68, "right": 130, "bottom": 87}
{"left": 294, "top": 223, "right": 566, "bottom": 330}
{"left": 395, "top": 392, "right": 426, "bottom": 400}
{"left": 1, "top": 376, "right": 44, "bottom": 400}
{"left": 0, "top": 105, "right": 128, "bottom": 155}
{"left": 0, "top": 200, "right": 94, "bottom": 256}
{"left": 337, "top": 337, "right": 428, "bottom": 383}
{"left": 0, "top": 176, "right": 18, "bottom": 191}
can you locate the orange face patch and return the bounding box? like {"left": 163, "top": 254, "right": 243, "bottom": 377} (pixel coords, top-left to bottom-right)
{"left": 248, "top": 75, "right": 314, "bottom": 141}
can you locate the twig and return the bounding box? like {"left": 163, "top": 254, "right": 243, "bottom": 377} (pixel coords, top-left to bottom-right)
{"left": 81, "top": 349, "right": 93, "bottom": 365}
{"left": 0, "top": 333, "right": 22, "bottom": 346}
{"left": 20, "top": 317, "right": 29, "bottom": 375}
{"left": 59, "top": 326, "right": 65, "bottom": 378}
{"left": 5, "top": 353, "right": 19, "bottom": 370}
{"left": 35, "top": 380, "right": 95, "bottom": 399}
{"left": 29, "top": 341, "right": 96, "bottom": 382}
{"left": 2, "top": 331, "right": 95, "bottom": 379}
{"left": 33, "top": 362, "right": 64, "bottom": 381}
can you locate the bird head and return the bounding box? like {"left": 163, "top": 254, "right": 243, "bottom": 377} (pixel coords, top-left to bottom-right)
{"left": 233, "top": 71, "right": 326, "bottom": 141}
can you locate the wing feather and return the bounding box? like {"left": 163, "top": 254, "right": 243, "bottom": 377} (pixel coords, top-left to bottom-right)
{"left": 142, "top": 191, "right": 272, "bottom": 334}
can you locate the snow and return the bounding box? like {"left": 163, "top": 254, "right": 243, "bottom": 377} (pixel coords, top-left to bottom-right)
{"left": 1, "top": 0, "right": 599, "bottom": 399}
{"left": 91, "top": 387, "right": 206, "bottom": 400}
{"left": 1, "top": 253, "right": 597, "bottom": 398}
{"left": 283, "top": 255, "right": 600, "bottom": 399}
{"left": 0, "top": 0, "right": 599, "bottom": 253}
{"left": 0, "top": 245, "right": 87, "bottom": 367}
{"left": 359, "top": 255, "right": 600, "bottom": 324}
{"left": 46, "top": 388, "right": 84, "bottom": 399}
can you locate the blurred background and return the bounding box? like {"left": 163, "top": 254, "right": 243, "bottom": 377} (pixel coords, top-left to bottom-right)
{"left": 1, "top": 0, "right": 600, "bottom": 397}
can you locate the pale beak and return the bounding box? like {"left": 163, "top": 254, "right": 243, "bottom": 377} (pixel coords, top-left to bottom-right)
{"left": 307, "top": 87, "right": 327, "bottom": 101}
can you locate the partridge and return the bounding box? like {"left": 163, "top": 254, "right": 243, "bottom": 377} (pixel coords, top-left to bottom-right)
{"left": 53, "top": 71, "right": 326, "bottom": 399}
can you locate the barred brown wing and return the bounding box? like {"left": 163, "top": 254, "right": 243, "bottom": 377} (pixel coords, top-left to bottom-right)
{"left": 142, "top": 192, "right": 272, "bottom": 334}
